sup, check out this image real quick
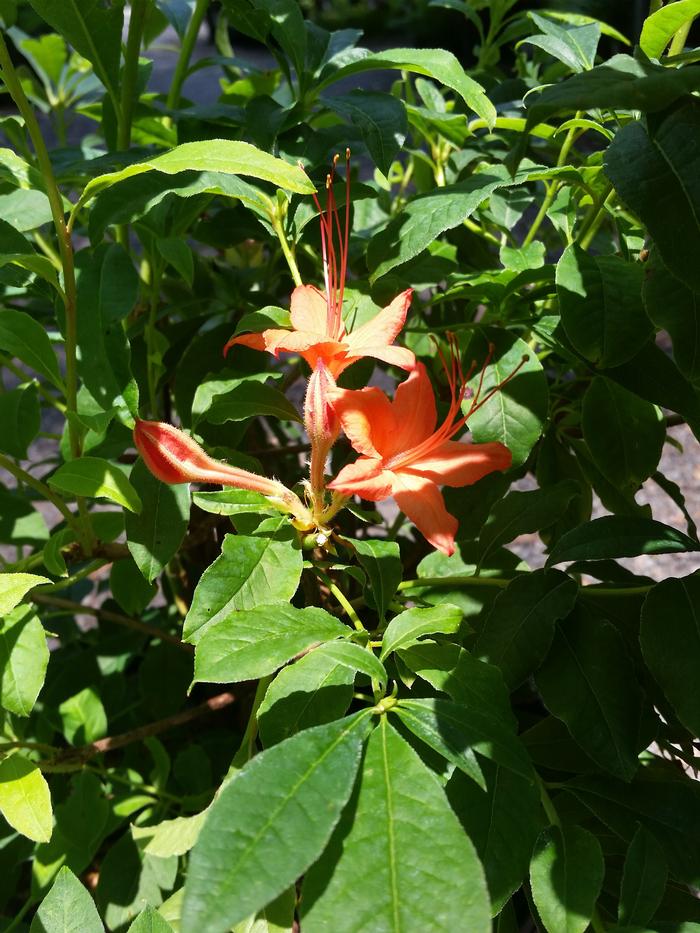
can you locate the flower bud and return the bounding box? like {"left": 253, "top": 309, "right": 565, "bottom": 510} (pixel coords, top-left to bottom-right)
{"left": 134, "top": 420, "right": 285, "bottom": 498}
{"left": 304, "top": 360, "right": 339, "bottom": 448}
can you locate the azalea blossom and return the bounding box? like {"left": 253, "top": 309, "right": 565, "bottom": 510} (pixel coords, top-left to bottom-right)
{"left": 327, "top": 343, "right": 518, "bottom": 555}
{"left": 224, "top": 152, "right": 415, "bottom": 378}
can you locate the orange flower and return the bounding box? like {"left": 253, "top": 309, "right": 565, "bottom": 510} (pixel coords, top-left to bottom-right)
{"left": 327, "top": 345, "right": 515, "bottom": 555}
{"left": 224, "top": 152, "right": 415, "bottom": 378}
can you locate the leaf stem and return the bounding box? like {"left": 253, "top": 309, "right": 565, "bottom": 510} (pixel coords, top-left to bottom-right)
{"left": 0, "top": 452, "right": 82, "bottom": 537}
{"left": 398, "top": 574, "right": 653, "bottom": 597}
{"left": 165, "top": 0, "right": 210, "bottom": 113}
{"left": 272, "top": 213, "right": 303, "bottom": 287}
{"left": 229, "top": 676, "right": 272, "bottom": 773}
{"left": 522, "top": 114, "right": 581, "bottom": 247}
{"left": 576, "top": 181, "right": 614, "bottom": 249}
{"left": 316, "top": 568, "right": 367, "bottom": 631}
{"left": 118, "top": 0, "right": 150, "bottom": 150}
{"left": 0, "top": 32, "right": 80, "bottom": 461}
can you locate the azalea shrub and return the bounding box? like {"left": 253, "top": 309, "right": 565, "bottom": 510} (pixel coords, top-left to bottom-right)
{"left": 2, "top": 0, "right": 700, "bottom": 930}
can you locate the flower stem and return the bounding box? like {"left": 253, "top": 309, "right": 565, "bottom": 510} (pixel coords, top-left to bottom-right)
{"left": 316, "top": 568, "right": 367, "bottom": 632}
{"left": 398, "top": 574, "right": 653, "bottom": 598}
{"left": 165, "top": 0, "right": 209, "bottom": 112}
{"left": 119, "top": 0, "right": 150, "bottom": 150}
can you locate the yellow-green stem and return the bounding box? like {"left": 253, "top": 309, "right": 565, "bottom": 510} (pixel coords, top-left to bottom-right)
{"left": 0, "top": 453, "right": 82, "bottom": 539}
{"left": 316, "top": 569, "right": 367, "bottom": 632}
{"left": 523, "top": 114, "right": 582, "bottom": 247}
{"left": 273, "top": 215, "right": 303, "bottom": 286}
{"left": 165, "top": 0, "right": 210, "bottom": 113}
{"left": 398, "top": 574, "right": 652, "bottom": 598}
{"left": 119, "top": 0, "right": 151, "bottom": 150}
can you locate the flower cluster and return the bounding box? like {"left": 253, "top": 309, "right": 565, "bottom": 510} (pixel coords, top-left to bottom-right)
{"left": 135, "top": 155, "right": 515, "bottom": 556}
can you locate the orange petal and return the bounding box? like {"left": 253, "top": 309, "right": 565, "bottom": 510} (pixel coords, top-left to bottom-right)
{"left": 345, "top": 289, "right": 413, "bottom": 352}
{"left": 407, "top": 439, "right": 512, "bottom": 487}
{"left": 387, "top": 363, "right": 437, "bottom": 456}
{"left": 390, "top": 471, "right": 458, "bottom": 556}
{"left": 290, "top": 284, "right": 330, "bottom": 335}
{"left": 223, "top": 331, "right": 267, "bottom": 356}
{"left": 328, "top": 385, "right": 396, "bottom": 459}
{"left": 340, "top": 343, "right": 416, "bottom": 376}
{"left": 327, "top": 457, "right": 394, "bottom": 500}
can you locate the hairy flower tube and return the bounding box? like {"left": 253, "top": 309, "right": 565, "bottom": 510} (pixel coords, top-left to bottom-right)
{"left": 134, "top": 420, "right": 313, "bottom": 527}
{"left": 224, "top": 151, "right": 416, "bottom": 378}
{"left": 327, "top": 344, "right": 518, "bottom": 555}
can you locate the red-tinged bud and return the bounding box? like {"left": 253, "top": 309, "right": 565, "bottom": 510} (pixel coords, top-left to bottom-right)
{"left": 304, "top": 361, "right": 340, "bottom": 515}
{"left": 134, "top": 420, "right": 286, "bottom": 498}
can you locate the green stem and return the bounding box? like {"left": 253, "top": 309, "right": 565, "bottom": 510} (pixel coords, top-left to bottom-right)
{"left": 0, "top": 356, "right": 67, "bottom": 412}
{"left": 272, "top": 214, "right": 303, "bottom": 287}
{"left": 118, "top": 0, "right": 150, "bottom": 150}
{"left": 39, "top": 559, "right": 107, "bottom": 593}
{"left": 146, "top": 255, "right": 164, "bottom": 417}
{"left": 229, "top": 675, "right": 272, "bottom": 773}
{"left": 0, "top": 453, "right": 83, "bottom": 538}
{"left": 523, "top": 115, "right": 582, "bottom": 247}
{"left": 165, "top": 0, "right": 209, "bottom": 112}
{"left": 577, "top": 182, "right": 615, "bottom": 250}
{"left": 398, "top": 574, "right": 653, "bottom": 598}
{"left": 316, "top": 569, "right": 367, "bottom": 632}
{"left": 0, "top": 33, "right": 80, "bottom": 462}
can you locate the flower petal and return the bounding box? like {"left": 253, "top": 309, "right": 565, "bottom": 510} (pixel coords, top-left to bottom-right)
{"left": 223, "top": 331, "right": 267, "bottom": 355}
{"left": 339, "top": 343, "right": 416, "bottom": 376}
{"left": 391, "top": 471, "right": 458, "bottom": 556}
{"left": 328, "top": 385, "right": 396, "bottom": 459}
{"left": 407, "top": 439, "right": 512, "bottom": 487}
{"left": 328, "top": 457, "right": 394, "bottom": 501}
{"left": 387, "top": 363, "right": 437, "bottom": 455}
{"left": 345, "top": 289, "right": 413, "bottom": 351}
{"left": 290, "top": 284, "right": 330, "bottom": 335}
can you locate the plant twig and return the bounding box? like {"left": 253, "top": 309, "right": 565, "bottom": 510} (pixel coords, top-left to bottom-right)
{"left": 166, "top": 0, "right": 209, "bottom": 112}
{"left": 44, "top": 691, "right": 235, "bottom": 767}
{"left": 32, "top": 593, "right": 193, "bottom": 651}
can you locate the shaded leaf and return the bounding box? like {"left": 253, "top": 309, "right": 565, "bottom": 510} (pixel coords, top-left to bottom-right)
{"left": 547, "top": 516, "right": 699, "bottom": 565}
{"left": 619, "top": 824, "right": 668, "bottom": 927}
{"left": 30, "top": 866, "right": 103, "bottom": 933}
{"left": 125, "top": 460, "right": 190, "bottom": 583}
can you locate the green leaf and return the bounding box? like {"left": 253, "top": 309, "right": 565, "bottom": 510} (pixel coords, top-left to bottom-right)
{"left": 642, "top": 247, "right": 700, "bottom": 386}
{"left": 193, "top": 603, "right": 348, "bottom": 685}
{"left": 380, "top": 604, "right": 462, "bottom": 660}
{"left": 132, "top": 812, "right": 206, "bottom": 861}
{"left": 302, "top": 718, "right": 491, "bottom": 933}
{"left": 547, "top": 516, "right": 699, "bottom": 564}
{"left": 257, "top": 648, "right": 356, "bottom": 747}
{"left": 0, "top": 605, "right": 49, "bottom": 716}
{"left": 556, "top": 245, "right": 652, "bottom": 367}
{"left": 0, "top": 754, "right": 52, "bottom": 843}
{"left": 397, "top": 697, "right": 535, "bottom": 782}
{"left": 350, "top": 538, "right": 401, "bottom": 622}
{"left": 446, "top": 760, "right": 545, "bottom": 915}
{"left": 566, "top": 772, "right": 700, "bottom": 886}
{"left": 127, "top": 905, "right": 174, "bottom": 933}
{"left": 231, "top": 888, "right": 294, "bottom": 933}
{"left": 0, "top": 571, "right": 49, "bottom": 616}
{"left": 605, "top": 100, "right": 700, "bottom": 293}
{"left": 582, "top": 377, "right": 665, "bottom": 490}
{"left": 526, "top": 54, "right": 700, "bottom": 124}
{"left": 325, "top": 91, "right": 407, "bottom": 176}
{"left": 0, "top": 309, "right": 64, "bottom": 390}
{"left": 49, "top": 457, "right": 142, "bottom": 513}
{"left": 78, "top": 140, "right": 314, "bottom": 211}
{"left": 530, "top": 825, "right": 604, "bottom": 933}
{"left": 399, "top": 641, "right": 516, "bottom": 729}
{"left": 474, "top": 569, "right": 578, "bottom": 689}
{"left": 157, "top": 236, "right": 194, "bottom": 287}
{"left": 640, "top": 573, "right": 700, "bottom": 736}
{"left": 535, "top": 613, "right": 644, "bottom": 780}
{"left": 30, "top": 866, "right": 104, "bottom": 933}
{"left": 203, "top": 379, "right": 302, "bottom": 425}
{"left": 0, "top": 382, "right": 40, "bottom": 459}
{"left": 618, "top": 824, "right": 668, "bottom": 927}
{"left": 74, "top": 244, "right": 139, "bottom": 417}
{"left": 192, "top": 489, "right": 279, "bottom": 517}
{"left": 312, "top": 640, "right": 387, "bottom": 687}
{"left": 367, "top": 171, "right": 504, "bottom": 281}
{"left": 59, "top": 687, "right": 107, "bottom": 745}
{"left": 319, "top": 46, "right": 495, "bottom": 125}
{"left": 125, "top": 460, "right": 190, "bottom": 583}
{"left": 522, "top": 13, "right": 600, "bottom": 73}
{"left": 479, "top": 481, "right": 580, "bottom": 563}
{"left": 183, "top": 530, "right": 303, "bottom": 643}
{"left": 0, "top": 252, "right": 63, "bottom": 294}
{"left": 466, "top": 329, "right": 549, "bottom": 468}
{"left": 0, "top": 188, "right": 52, "bottom": 231}
{"left": 183, "top": 711, "right": 372, "bottom": 931}
{"left": 640, "top": 0, "right": 700, "bottom": 58}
